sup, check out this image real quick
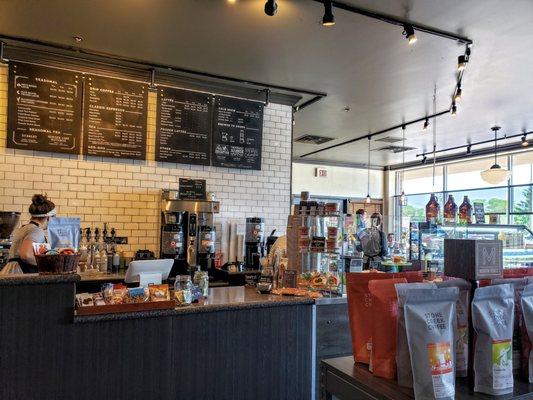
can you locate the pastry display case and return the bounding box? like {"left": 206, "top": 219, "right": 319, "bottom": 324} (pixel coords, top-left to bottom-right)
{"left": 409, "top": 222, "right": 533, "bottom": 269}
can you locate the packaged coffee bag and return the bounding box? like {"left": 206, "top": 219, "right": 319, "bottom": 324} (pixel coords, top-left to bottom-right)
{"left": 492, "top": 277, "right": 528, "bottom": 375}
{"left": 395, "top": 282, "right": 437, "bottom": 388}
{"left": 404, "top": 287, "right": 458, "bottom": 400}
{"left": 347, "top": 271, "right": 422, "bottom": 364}
{"left": 48, "top": 217, "right": 81, "bottom": 250}
{"left": 472, "top": 284, "right": 515, "bottom": 395}
{"left": 368, "top": 278, "right": 407, "bottom": 379}
{"left": 436, "top": 278, "right": 471, "bottom": 377}
{"left": 521, "top": 283, "right": 533, "bottom": 383}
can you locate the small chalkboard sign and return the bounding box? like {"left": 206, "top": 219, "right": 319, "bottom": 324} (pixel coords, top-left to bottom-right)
{"left": 474, "top": 202, "right": 485, "bottom": 224}
{"left": 178, "top": 178, "right": 206, "bottom": 200}
{"left": 282, "top": 270, "right": 298, "bottom": 288}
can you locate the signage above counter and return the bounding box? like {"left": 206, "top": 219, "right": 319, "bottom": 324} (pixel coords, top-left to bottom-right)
{"left": 82, "top": 75, "right": 148, "bottom": 160}
{"left": 155, "top": 87, "right": 212, "bottom": 165}
{"left": 7, "top": 61, "right": 83, "bottom": 154}
{"left": 5, "top": 62, "right": 265, "bottom": 170}
{"left": 212, "top": 96, "right": 263, "bottom": 170}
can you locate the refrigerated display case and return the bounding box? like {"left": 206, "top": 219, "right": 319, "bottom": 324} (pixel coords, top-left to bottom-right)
{"left": 409, "top": 223, "right": 533, "bottom": 269}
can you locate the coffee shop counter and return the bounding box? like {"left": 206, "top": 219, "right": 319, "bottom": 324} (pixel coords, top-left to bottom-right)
{"left": 0, "top": 274, "right": 317, "bottom": 400}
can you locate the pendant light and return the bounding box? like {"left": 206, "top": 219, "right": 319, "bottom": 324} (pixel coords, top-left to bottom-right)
{"left": 480, "top": 126, "right": 511, "bottom": 184}
{"left": 366, "top": 137, "right": 371, "bottom": 203}
{"left": 399, "top": 125, "right": 407, "bottom": 206}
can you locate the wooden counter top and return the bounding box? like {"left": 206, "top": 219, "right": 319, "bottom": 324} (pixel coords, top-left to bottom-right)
{"left": 321, "top": 356, "right": 533, "bottom": 400}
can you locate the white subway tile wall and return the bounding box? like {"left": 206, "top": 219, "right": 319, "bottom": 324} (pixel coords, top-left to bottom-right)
{"left": 0, "top": 65, "right": 292, "bottom": 257}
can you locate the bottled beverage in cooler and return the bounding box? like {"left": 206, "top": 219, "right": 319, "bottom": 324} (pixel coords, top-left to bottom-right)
{"left": 458, "top": 196, "right": 472, "bottom": 224}
{"left": 425, "top": 194, "right": 440, "bottom": 224}
{"left": 443, "top": 195, "right": 458, "bottom": 225}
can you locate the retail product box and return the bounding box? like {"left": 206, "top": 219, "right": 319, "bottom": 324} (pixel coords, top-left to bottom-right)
{"left": 444, "top": 239, "right": 502, "bottom": 280}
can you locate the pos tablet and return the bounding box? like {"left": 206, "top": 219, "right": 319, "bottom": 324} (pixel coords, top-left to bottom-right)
{"left": 124, "top": 259, "right": 173, "bottom": 287}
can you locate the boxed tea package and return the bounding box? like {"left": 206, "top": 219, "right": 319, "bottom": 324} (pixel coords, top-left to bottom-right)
{"left": 521, "top": 283, "right": 533, "bottom": 383}
{"left": 404, "top": 287, "right": 458, "bottom": 400}
{"left": 436, "top": 278, "right": 471, "bottom": 377}
{"left": 395, "top": 282, "right": 437, "bottom": 388}
{"left": 472, "top": 284, "right": 515, "bottom": 395}
{"left": 368, "top": 278, "right": 407, "bottom": 379}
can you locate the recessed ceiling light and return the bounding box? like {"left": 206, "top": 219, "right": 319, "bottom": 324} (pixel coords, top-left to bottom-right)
{"left": 343, "top": 106, "right": 351, "bottom": 112}
{"left": 73, "top": 36, "right": 83, "bottom": 43}
{"left": 264, "top": 0, "right": 277, "bottom": 16}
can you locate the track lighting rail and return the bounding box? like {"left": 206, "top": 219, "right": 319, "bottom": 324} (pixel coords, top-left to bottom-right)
{"left": 314, "top": 0, "right": 472, "bottom": 45}
{"left": 299, "top": 110, "right": 450, "bottom": 158}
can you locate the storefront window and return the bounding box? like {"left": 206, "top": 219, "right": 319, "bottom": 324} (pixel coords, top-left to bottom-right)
{"left": 512, "top": 152, "right": 533, "bottom": 185}
{"left": 402, "top": 166, "right": 443, "bottom": 194}
{"left": 447, "top": 156, "right": 509, "bottom": 190}
{"left": 512, "top": 184, "right": 532, "bottom": 228}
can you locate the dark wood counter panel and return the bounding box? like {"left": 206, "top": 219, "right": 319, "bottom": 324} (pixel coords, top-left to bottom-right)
{"left": 321, "top": 356, "right": 533, "bottom": 400}
{"left": 0, "top": 277, "right": 313, "bottom": 400}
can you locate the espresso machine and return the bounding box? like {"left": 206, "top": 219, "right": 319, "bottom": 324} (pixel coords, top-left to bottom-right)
{"left": 245, "top": 217, "right": 265, "bottom": 270}
{"left": 0, "top": 212, "right": 21, "bottom": 269}
{"left": 160, "top": 195, "right": 220, "bottom": 276}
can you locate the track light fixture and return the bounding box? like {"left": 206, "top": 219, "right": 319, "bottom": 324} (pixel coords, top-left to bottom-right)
{"left": 522, "top": 134, "right": 529, "bottom": 147}
{"left": 422, "top": 155, "right": 427, "bottom": 164}
{"left": 403, "top": 24, "right": 417, "bottom": 44}
{"left": 422, "top": 118, "right": 429, "bottom": 131}
{"left": 264, "top": 0, "right": 277, "bottom": 16}
{"left": 466, "top": 144, "right": 472, "bottom": 154}
{"left": 454, "top": 85, "right": 462, "bottom": 102}
{"left": 322, "top": 0, "right": 335, "bottom": 26}
{"left": 457, "top": 55, "right": 467, "bottom": 71}
{"left": 451, "top": 103, "right": 457, "bottom": 116}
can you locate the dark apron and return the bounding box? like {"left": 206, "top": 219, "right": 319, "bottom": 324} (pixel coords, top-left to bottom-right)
{"left": 7, "top": 221, "right": 42, "bottom": 274}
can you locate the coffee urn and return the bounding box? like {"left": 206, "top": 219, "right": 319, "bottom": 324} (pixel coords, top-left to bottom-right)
{"left": 245, "top": 217, "right": 265, "bottom": 269}
{"left": 0, "top": 212, "right": 21, "bottom": 268}
{"left": 160, "top": 192, "right": 219, "bottom": 276}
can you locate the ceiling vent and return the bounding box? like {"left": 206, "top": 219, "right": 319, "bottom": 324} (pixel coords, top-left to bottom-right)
{"left": 374, "top": 136, "right": 402, "bottom": 143}
{"left": 295, "top": 134, "right": 335, "bottom": 145}
{"left": 376, "top": 145, "right": 416, "bottom": 153}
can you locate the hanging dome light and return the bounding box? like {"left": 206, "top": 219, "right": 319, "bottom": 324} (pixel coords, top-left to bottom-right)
{"left": 480, "top": 164, "right": 511, "bottom": 185}
{"left": 365, "top": 194, "right": 371, "bottom": 204}
{"left": 480, "top": 126, "right": 511, "bottom": 185}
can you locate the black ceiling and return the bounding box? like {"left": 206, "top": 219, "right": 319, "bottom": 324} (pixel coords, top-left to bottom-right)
{"left": 1, "top": 0, "right": 532, "bottom": 167}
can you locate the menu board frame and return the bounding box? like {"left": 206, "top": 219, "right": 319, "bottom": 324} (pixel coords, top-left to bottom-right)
{"left": 211, "top": 95, "right": 263, "bottom": 171}
{"left": 82, "top": 74, "right": 148, "bottom": 160}
{"left": 7, "top": 61, "right": 83, "bottom": 154}
{"left": 155, "top": 86, "right": 213, "bottom": 166}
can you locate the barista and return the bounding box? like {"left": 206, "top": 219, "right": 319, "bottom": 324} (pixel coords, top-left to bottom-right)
{"left": 357, "top": 212, "right": 388, "bottom": 269}
{"left": 2, "top": 195, "right": 55, "bottom": 274}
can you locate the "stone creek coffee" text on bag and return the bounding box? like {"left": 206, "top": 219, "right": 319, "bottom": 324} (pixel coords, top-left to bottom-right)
{"left": 404, "top": 287, "right": 458, "bottom": 400}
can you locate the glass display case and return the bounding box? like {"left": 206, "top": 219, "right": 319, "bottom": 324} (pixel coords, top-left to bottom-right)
{"left": 296, "top": 212, "right": 344, "bottom": 295}
{"left": 409, "top": 223, "right": 533, "bottom": 269}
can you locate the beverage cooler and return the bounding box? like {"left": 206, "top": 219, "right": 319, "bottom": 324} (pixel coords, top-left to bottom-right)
{"left": 409, "top": 222, "right": 533, "bottom": 269}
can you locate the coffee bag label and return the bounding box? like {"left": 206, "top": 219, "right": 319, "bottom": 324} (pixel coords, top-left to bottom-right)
{"left": 492, "top": 339, "right": 513, "bottom": 389}
{"left": 428, "top": 341, "right": 454, "bottom": 398}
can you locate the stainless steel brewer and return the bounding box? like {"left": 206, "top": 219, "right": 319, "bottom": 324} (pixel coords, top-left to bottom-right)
{"left": 161, "top": 197, "right": 219, "bottom": 276}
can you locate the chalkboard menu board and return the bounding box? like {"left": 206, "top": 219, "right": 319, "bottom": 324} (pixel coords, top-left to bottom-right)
{"left": 212, "top": 96, "right": 263, "bottom": 170}
{"left": 179, "top": 178, "right": 207, "bottom": 200}
{"left": 83, "top": 75, "right": 148, "bottom": 159}
{"left": 155, "top": 87, "right": 212, "bottom": 165}
{"left": 7, "top": 62, "right": 83, "bottom": 154}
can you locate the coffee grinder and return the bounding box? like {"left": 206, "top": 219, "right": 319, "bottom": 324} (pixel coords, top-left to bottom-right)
{"left": 244, "top": 217, "right": 265, "bottom": 270}
{"left": 0, "top": 212, "right": 21, "bottom": 269}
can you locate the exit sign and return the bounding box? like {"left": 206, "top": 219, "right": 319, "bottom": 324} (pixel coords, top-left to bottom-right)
{"left": 315, "top": 168, "right": 328, "bottom": 178}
